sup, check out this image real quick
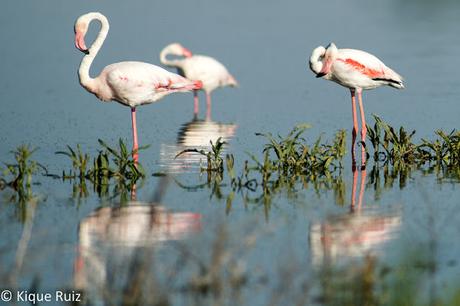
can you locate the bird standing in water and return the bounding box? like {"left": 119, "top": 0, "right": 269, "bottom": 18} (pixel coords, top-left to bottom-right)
{"left": 74, "top": 12, "right": 202, "bottom": 163}
{"left": 309, "top": 43, "right": 404, "bottom": 166}
{"left": 160, "top": 43, "right": 238, "bottom": 118}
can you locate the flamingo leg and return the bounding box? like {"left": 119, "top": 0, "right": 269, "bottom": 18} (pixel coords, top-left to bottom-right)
{"left": 206, "top": 92, "right": 212, "bottom": 121}
{"left": 357, "top": 89, "right": 367, "bottom": 166}
{"left": 350, "top": 89, "right": 359, "bottom": 165}
{"left": 131, "top": 107, "right": 139, "bottom": 164}
{"left": 193, "top": 90, "right": 199, "bottom": 116}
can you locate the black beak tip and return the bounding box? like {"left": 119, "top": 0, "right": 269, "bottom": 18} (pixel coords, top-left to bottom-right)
{"left": 83, "top": 49, "right": 90, "bottom": 55}
{"left": 316, "top": 72, "right": 326, "bottom": 78}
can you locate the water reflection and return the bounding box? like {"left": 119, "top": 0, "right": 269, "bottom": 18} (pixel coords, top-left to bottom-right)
{"left": 74, "top": 198, "right": 201, "bottom": 301}
{"left": 309, "top": 167, "right": 401, "bottom": 266}
{"left": 160, "top": 114, "right": 237, "bottom": 173}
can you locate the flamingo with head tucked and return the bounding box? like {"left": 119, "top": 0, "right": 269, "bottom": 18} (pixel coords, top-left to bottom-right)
{"left": 160, "top": 43, "right": 238, "bottom": 118}
{"left": 74, "top": 12, "right": 202, "bottom": 162}
{"left": 309, "top": 43, "right": 404, "bottom": 166}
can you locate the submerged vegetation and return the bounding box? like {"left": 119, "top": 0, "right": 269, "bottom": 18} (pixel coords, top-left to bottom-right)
{"left": 1, "top": 145, "right": 44, "bottom": 192}
{"left": 367, "top": 115, "right": 460, "bottom": 167}
{"left": 54, "top": 139, "right": 147, "bottom": 200}
{"left": 56, "top": 139, "right": 147, "bottom": 181}
{"left": 0, "top": 145, "right": 44, "bottom": 222}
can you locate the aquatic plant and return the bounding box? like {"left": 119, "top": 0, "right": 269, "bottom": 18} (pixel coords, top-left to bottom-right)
{"left": 367, "top": 115, "right": 460, "bottom": 171}
{"left": 366, "top": 115, "right": 418, "bottom": 163}
{"left": 55, "top": 139, "right": 147, "bottom": 202}
{"left": 56, "top": 139, "right": 147, "bottom": 182}
{"left": 2, "top": 145, "right": 45, "bottom": 191}
{"left": 56, "top": 144, "right": 90, "bottom": 179}
{"left": 97, "top": 139, "right": 147, "bottom": 180}
{"left": 419, "top": 130, "right": 460, "bottom": 166}
{"left": 0, "top": 145, "right": 44, "bottom": 222}
{"left": 253, "top": 124, "right": 346, "bottom": 176}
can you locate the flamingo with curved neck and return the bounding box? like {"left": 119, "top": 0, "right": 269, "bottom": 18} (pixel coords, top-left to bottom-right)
{"left": 309, "top": 42, "right": 404, "bottom": 166}
{"left": 74, "top": 12, "right": 202, "bottom": 163}
{"left": 160, "top": 43, "right": 238, "bottom": 118}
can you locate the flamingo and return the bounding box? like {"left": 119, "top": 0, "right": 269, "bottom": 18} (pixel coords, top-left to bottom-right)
{"left": 160, "top": 43, "right": 238, "bottom": 118}
{"left": 309, "top": 43, "right": 404, "bottom": 166}
{"left": 74, "top": 12, "right": 202, "bottom": 163}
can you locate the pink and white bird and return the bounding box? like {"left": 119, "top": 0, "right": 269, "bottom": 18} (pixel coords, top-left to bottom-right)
{"left": 309, "top": 43, "right": 404, "bottom": 165}
{"left": 160, "top": 43, "right": 238, "bottom": 118}
{"left": 74, "top": 12, "right": 202, "bottom": 162}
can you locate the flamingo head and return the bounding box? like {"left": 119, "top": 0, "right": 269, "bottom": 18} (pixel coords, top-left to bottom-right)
{"left": 310, "top": 42, "right": 338, "bottom": 78}
{"left": 74, "top": 14, "right": 92, "bottom": 54}
{"left": 165, "top": 43, "right": 193, "bottom": 58}
{"left": 226, "top": 74, "right": 239, "bottom": 87}
{"left": 309, "top": 45, "right": 326, "bottom": 75}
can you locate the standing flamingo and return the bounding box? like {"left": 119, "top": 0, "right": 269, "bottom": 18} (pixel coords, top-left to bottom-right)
{"left": 160, "top": 43, "right": 238, "bottom": 118}
{"left": 74, "top": 12, "right": 202, "bottom": 162}
{"left": 309, "top": 43, "right": 404, "bottom": 166}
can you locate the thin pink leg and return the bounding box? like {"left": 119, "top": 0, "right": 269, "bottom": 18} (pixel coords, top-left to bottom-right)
{"left": 206, "top": 92, "right": 211, "bottom": 121}
{"left": 131, "top": 107, "right": 139, "bottom": 164}
{"left": 357, "top": 89, "right": 367, "bottom": 166}
{"left": 350, "top": 89, "right": 359, "bottom": 165}
{"left": 193, "top": 90, "right": 199, "bottom": 116}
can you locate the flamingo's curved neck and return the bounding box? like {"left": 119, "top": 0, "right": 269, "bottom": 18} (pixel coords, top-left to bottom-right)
{"left": 78, "top": 13, "right": 109, "bottom": 92}
{"left": 159, "top": 48, "right": 183, "bottom": 68}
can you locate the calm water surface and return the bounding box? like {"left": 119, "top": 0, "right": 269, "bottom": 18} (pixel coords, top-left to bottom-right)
{"left": 1, "top": 0, "right": 460, "bottom": 305}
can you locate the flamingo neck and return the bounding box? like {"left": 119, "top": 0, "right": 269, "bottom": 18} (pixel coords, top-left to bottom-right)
{"left": 78, "top": 13, "right": 109, "bottom": 93}
{"left": 159, "top": 48, "right": 184, "bottom": 68}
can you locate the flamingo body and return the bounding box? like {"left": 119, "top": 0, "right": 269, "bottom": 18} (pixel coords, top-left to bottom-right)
{"left": 329, "top": 49, "right": 403, "bottom": 90}
{"left": 175, "top": 55, "right": 237, "bottom": 94}
{"left": 97, "top": 61, "right": 201, "bottom": 107}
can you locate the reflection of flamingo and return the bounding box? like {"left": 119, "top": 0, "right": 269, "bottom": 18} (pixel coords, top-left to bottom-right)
{"left": 309, "top": 43, "right": 404, "bottom": 165}
{"left": 74, "top": 202, "right": 201, "bottom": 295}
{"left": 74, "top": 13, "right": 202, "bottom": 162}
{"left": 160, "top": 43, "right": 238, "bottom": 117}
{"left": 309, "top": 167, "right": 401, "bottom": 265}
{"left": 160, "top": 116, "right": 237, "bottom": 173}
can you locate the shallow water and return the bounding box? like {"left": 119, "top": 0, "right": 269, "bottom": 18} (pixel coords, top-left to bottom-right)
{"left": 1, "top": 0, "right": 460, "bottom": 305}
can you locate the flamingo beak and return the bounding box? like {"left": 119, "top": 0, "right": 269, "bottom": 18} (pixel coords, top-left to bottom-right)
{"left": 75, "top": 31, "right": 89, "bottom": 54}
{"left": 182, "top": 48, "right": 193, "bottom": 58}
{"left": 316, "top": 72, "right": 326, "bottom": 78}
